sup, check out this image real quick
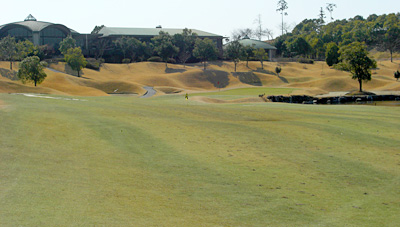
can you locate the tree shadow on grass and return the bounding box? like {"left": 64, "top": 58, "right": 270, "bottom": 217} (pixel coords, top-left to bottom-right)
{"left": 64, "top": 64, "right": 90, "bottom": 79}
{"left": 165, "top": 68, "right": 187, "bottom": 74}
{"left": 232, "top": 72, "right": 262, "bottom": 86}
{"left": 203, "top": 70, "right": 230, "bottom": 88}
{"left": 0, "top": 68, "right": 18, "bottom": 81}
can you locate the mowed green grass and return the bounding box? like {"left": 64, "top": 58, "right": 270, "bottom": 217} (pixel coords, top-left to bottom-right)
{"left": 191, "top": 87, "right": 296, "bottom": 100}
{"left": 0, "top": 93, "right": 399, "bottom": 226}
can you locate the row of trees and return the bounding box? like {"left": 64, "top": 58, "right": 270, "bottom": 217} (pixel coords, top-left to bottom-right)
{"left": 110, "top": 29, "right": 219, "bottom": 69}
{"left": 225, "top": 41, "right": 269, "bottom": 71}
{"left": 273, "top": 13, "right": 400, "bottom": 62}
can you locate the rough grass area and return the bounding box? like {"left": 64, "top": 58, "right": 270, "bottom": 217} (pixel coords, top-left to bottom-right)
{"left": 0, "top": 94, "right": 399, "bottom": 226}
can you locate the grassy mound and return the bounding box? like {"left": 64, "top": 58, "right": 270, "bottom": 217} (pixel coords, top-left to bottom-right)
{"left": 0, "top": 60, "right": 399, "bottom": 97}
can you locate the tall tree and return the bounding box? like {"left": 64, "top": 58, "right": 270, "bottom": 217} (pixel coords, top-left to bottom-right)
{"left": 0, "top": 36, "right": 17, "bottom": 70}
{"left": 277, "top": 0, "right": 289, "bottom": 36}
{"left": 288, "top": 37, "right": 311, "bottom": 57}
{"left": 338, "top": 42, "right": 377, "bottom": 92}
{"left": 326, "top": 3, "right": 337, "bottom": 21}
{"left": 318, "top": 7, "right": 326, "bottom": 30}
{"left": 381, "top": 14, "right": 400, "bottom": 62}
{"left": 253, "top": 48, "right": 268, "bottom": 70}
{"left": 152, "top": 31, "right": 179, "bottom": 68}
{"left": 17, "top": 56, "right": 47, "bottom": 87}
{"left": 172, "top": 28, "right": 198, "bottom": 66}
{"left": 231, "top": 28, "right": 254, "bottom": 40}
{"left": 65, "top": 47, "right": 87, "bottom": 77}
{"left": 59, "top": 36, "right": 76, "bottom": 55}
{"left": 325, "top": 42, "right": 340, "bottom": 66}
{"left": 193, "top": 38, "right": 218, "bottom": 70}
{"left": 254, "top": 14, "right": 274, "bottom": 40}
{"left": 243, "top": 45, "right": 256, "bottom": 67}
{"left": 16, "top": 40, "right": 36, "bottom": 60}
{"left": 225, "top": 40, "right": 245, "bottom": 72}
{"left": 91, "top": 25, "right": 105, "bottom": 34}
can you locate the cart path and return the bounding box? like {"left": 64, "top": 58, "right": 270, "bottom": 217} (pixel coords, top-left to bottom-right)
{"left": 141, "top": 87, "right": 156, "bottom": 98}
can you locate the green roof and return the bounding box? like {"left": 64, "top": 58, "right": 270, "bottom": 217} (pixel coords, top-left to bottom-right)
{"left": 98, "top": 27, "right": 222, "bottom": 38}
{"left": 226, "top": 38, "right": 277, "bottom": 50}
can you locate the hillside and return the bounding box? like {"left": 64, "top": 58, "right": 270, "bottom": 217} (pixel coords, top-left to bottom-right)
{"left": 1, "top": 60, "right": 399, "bottom": 96}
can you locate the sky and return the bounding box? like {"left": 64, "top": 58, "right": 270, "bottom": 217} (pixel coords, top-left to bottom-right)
{"left": 1, "top": 0, "right": 399, "bottom": 40}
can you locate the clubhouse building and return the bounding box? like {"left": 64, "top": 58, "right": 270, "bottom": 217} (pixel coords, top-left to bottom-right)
{"left": 0, "top": 15, "right": 224, "bottom": 60}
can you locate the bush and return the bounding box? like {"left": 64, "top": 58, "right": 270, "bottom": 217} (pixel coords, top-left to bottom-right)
{"left": 98, "top": 58, "right": 105, "bottom": 64}
{"left": 395, "top": 70, "right": 400, "bottom": 81}
{"left": 167, "top": 58, "right": 176, "bottom": 64}
{"left": 298, "top": 58, "right": 314, "bottom": 64}
{"left": 85, "top": 58, "right": 102, "bottom": 70}
{"left": 147, "top": 56, "right": 162, "bottom": 62}
{"left": 122, "top": 58, "right": 131, "bottom": 64}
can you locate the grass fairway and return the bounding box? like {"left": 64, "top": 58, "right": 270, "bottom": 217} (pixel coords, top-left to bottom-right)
{"left": 0, "top": 93, "right": 399, "bottom": 226}
{"left": 192, "top": 87, "right": 296, "bottom": 100}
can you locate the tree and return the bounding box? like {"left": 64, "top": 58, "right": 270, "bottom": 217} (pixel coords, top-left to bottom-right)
{"left": 17, "top": 56, "right": 47, "bottom": 86}
{"left": 275, "top": 66, "right": 282, "bottom": 76}
{"left": 277, "top": 0, "right": 289, "bottom": 36}
{"left": 254, "top": 14, "right": 273, "bottom": 40}
{"left": 65, "top": 47, "right": 87, "bottom": 77}
{"left": 152, "top": 31, "right": 179, "bottom": 67}
{"left": 395, "top": 70, "right": 400, "bottom": 81}
{"left": 338, "top": 42, "right": 377, "bottom": 92}
{"left": 16, "top": 40, "right": 36, "bottom": 60}
{"left": 193, "top": 38, "right": 218, "bottom": 70}
{"left": 0, "top": 36, "right": 17, "bottom": 70}
{"left": 59, "top": 36, "right": 76, "bottom": 55}
{"left": 253, "top": 48, "right": 268, "bottom": 69}
{"left": 326, "top": 3, "right": 337, "bottom": 21}
{"left": 225, "top": 40, "right": 245, "bottom": 72}
{"left": 288, "top": 37, "right": 311, "bottom": 57}
{"left": 91, "top": 25, "right": 105, "bottom": 34}
{"left": 317, "top": 7, "right": 326, "bottom": 30}
{"left": 325, "top": 42, "right": 340, "bottom": 66}
{"left": 380, "top": 14, "right": 400, "bottom": 62}
{"left": 243, "top": 45, "right": 255, "bottom": 67}
{"left": 231, "top": 28, "right": 254, "bottom": 40}
{"left": 172, "top": 28, "right": 198, "bottom": 66}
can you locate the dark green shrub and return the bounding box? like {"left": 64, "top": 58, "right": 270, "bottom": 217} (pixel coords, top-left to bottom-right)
{"left": 85, "top": 58, "right": 101, "bottom": 70}
{"left": 148, "top": 56, "right": 163, "bottom": 62}
{"left": 298, "top": 58, "right": 314, "bottom": 64}
{"left": 395, "top": 70, "right": 400, "bottom": 81}
{"left": 167, "top": 58, "right": 176, "bottom": 64}
{"left": 122, "top": 58, "right": 131, "bottom": 64}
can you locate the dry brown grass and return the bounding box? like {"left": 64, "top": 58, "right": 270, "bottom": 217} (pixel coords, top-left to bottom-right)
{"left": 1, "top": 59, "right": 399, "bottom": 96}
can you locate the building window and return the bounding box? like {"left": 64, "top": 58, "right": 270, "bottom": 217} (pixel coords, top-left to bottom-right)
{"left": 6, "top": 27, "right": 33, "bottom": 42}
{"left": 40, "top": 27, "right": 67, "bottom": 46}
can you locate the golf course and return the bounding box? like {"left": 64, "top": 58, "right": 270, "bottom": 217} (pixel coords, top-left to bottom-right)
{"left": 0, "top": 60, "right": 399, "bottom": 226}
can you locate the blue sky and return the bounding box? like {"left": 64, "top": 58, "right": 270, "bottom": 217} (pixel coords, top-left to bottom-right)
{"left": 1, "top": 0, "right": 399, "bottom": 39}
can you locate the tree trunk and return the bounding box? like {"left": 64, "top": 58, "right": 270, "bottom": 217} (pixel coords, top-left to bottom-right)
{"left": 234, "top": 62, "right": 237, "bottom": 72}
{"left": 246, "top": 59, "right": 249, "bottom": 67}
{"left": 359, "top": 79, "right": 362, "bottom": 92}
{"left": 10, "top": 61, "right": 12, "bottom": 70}
{"left": 261, "top": 60, "right": 264, "bottom": 70}
{"left": 78, "top": 70, "right": 80, "bottom": 77}
{"left": 34, "top": 80, "right": 37, "bottom": 87}
{"left": 390, "top": 49, "right": 393, "bottom": 63}
{"left": 203, "top": 61, "right": 206, "bottom": 70}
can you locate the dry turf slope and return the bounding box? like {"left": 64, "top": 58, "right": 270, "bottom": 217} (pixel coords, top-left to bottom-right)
{"left": 1, "top": 59, "right": 400, "bottom": 97}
